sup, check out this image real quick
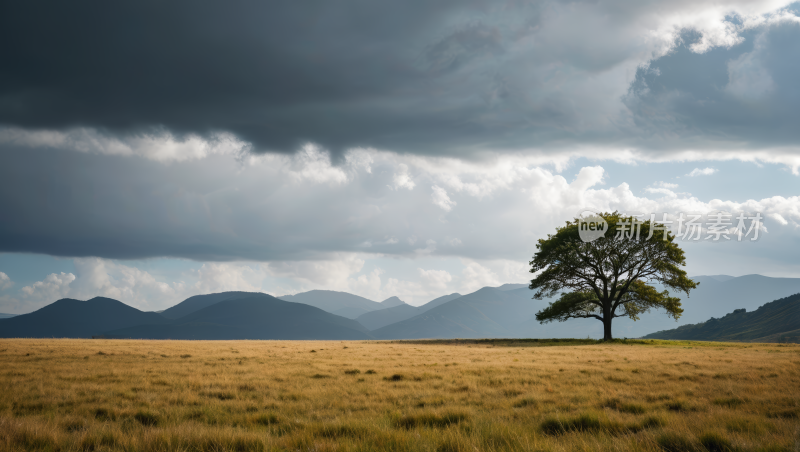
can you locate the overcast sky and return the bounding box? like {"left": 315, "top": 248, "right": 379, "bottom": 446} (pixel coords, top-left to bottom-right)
{"left": 1, "top": 0, "right": 799, "bottom": 313}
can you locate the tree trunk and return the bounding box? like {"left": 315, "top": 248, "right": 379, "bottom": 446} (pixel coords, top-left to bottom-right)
{"left": 602, "top": 304, "right": 613, "bottom": 341}
{"left": 603, "top": 318, "right": 613, "bottom": 341}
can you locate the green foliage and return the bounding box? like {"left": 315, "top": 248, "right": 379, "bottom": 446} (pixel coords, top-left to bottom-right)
{"left": 530, "top": 211, "right": 697, "bottom": 339}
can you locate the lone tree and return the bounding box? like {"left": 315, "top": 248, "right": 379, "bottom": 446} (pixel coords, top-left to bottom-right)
{"left": 530, "top": 211, "right": 697, "bottom": 341}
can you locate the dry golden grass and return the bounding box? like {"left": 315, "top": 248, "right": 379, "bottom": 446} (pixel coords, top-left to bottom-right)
{"left": 0, "top": 338, "right": 798, "bottom": 451}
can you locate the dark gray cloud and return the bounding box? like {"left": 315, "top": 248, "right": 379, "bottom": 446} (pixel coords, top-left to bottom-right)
{"left": 5, "top": 1, "right": 797, "bottom": 156}
{"left": 626, "top": 25, "right": 800, "bottom": 148}
{"left": 0, "top": 1, "right": 516, "bottom": 155}
{"left": 0, "top": 145, "right": 445, "bottom": 261}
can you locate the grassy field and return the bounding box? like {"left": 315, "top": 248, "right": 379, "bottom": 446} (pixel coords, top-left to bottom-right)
{"left": 0, "top": 339, "right": 798, "bottom": 452}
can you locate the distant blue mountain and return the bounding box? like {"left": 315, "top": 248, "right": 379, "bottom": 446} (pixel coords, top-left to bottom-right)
{"left": 0, "top": 297, "right": 169, "bottom": 338}
{"left": 2, "top": 274, "right": 797, "bottom": 340}
{"left": 104, "top": 293, "right": 372, "bottom": 340}
{"left": 356, "top": 293, "right": 461, "bottom": 330}
{"left": 160, "top": 291, "right": 258, "bottom": 319}
{"left": 279, "top": 290, "right": 384, "bottom": 319}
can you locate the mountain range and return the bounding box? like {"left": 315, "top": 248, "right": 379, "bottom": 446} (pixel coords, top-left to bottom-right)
{"left": 0, "top": 297, "right": 169, "bottom": 338}
{"left": 606, "top": 274, "right": 800, "bottom": 338}
{"left": 1, "top": 275, "right": 799, "bottom": 341}
{"left": 643, "top": 293, "right": 800, "bottom": 342}
{"left": 355, "top": 293, "right": 461, "bottom": 330}
{"left": 276, "top": 290, "right": 404, "bottom": 319}
{"left": 104, "top": 293, "right": 371, "bottom": 340}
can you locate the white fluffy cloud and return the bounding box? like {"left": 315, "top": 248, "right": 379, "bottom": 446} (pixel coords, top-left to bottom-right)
{"left": 392, "top": 163, "right": 415, "bottom": 190}
{"left": 0, "top": 272, "right": 12, "bottom": 290}
{"left": 283, "top": 144, "right": 349, "bottom": 185}
{"left": 687, "top": 167, "right": 718, "bottom": 177}
{"left": 431, "top": 185, "right": 456, "bottom": 211}
{"left": 654, "top": 181, "right": 679, "bottom": 189}
{"left": 419, "top": 268, "right": 453, "bottom": 291}
{"left": 0, "top": 127, "right": 251, "bottom": 162}
{"left": 1, "top": 259, "right": 268, "bottom": 313}
{"left": 191, "top": 263, "right": 265, "bottom": 295}
{"left": 264, "top": 255, "right": 365, "bottom": 292}
{"left": 460, "top": 260, "right": 502, "bottom": 293}
{"left": 21, "top": 272, "right": 75, "bottom": 303}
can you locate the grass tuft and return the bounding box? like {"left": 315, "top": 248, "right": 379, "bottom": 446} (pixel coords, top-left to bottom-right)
{"left": 204, "top": 391, "right": 235, "bottom": 400}
{"left": 94, "top": 407, "right": 115, "bottom": 421}
{"left": 639, "top": 415, "right": 666, "bottom": 429}
{"left": 133, "top": 410, "right": 160, "bottom": 427}
{"left": 252, "top": 413, "right": 279, "bottom": 426}
{"left": 712, "top": 397, "right": 746, "bottom": 408}
{"left": 601, "top": 397, "right": 647, "bottom": 414}
{"left": 81, "top": 431, "right": 117, "bottom": 450}
{"left": 61, "top": 418, "right": 87, "bottom": 433}
{"left": 12, "top": 401, "right": 46, "bottom": 415}
{"left": 315, "top": 423, "right": 371, "bottom": 439}
{"left": 666, "top": 400, "right": 697, "bottom": 412}
{"left": 656, "top": 432, "right": 699, "bottom": 452}
{"left": 392, "top": 410, "right": 470, "bottom": 429}
{"left": 698, "top": 432, "right": 735, "bottom": 452}
{"left": 437, "top": 438, "right": 470, "bottom": 452}
{"left": 766, "top": 408, "right": 797, "bottom": 419}
{"left": 540, "top": 413, "right": 614, "bottom": 435}
{"left": 513, "top": 398, "right": 538, "bottom": 408}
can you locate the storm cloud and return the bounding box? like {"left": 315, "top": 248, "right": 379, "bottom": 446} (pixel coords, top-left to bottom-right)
{"left": 2, "top": 0, "right": 799, "bottom": 156}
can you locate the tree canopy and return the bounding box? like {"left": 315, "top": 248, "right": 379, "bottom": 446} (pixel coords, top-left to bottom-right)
{"left": 529, "top": 211, "right": 698, "bottom": 340}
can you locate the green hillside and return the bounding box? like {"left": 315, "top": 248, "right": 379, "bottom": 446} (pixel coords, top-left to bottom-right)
{"left": 643, "top": 293, "right": 800, "bottom": 342}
